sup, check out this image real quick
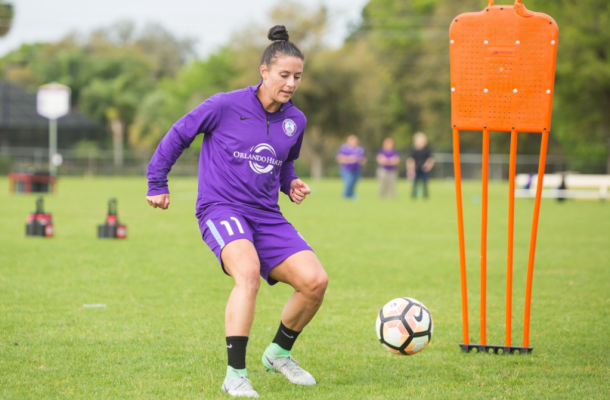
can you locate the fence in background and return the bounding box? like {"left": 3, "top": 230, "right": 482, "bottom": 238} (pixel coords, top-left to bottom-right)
{"left": 429, "top": 152, "right": 573, "bottom": 180}
{"left": 0, "top": 146, "right": 605, "bottom": 179}
{"left": 0, "top": 146, "right": 192, "bottom": 176}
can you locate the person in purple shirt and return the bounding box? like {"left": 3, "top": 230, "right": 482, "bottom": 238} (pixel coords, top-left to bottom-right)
{"left": 336, "top": 135, "right": 366, "bottom": 199}
{"left": 146, "top": 26, "right": 328, "bottom": 398}
{"left": 376, "top": 137, "right": 400, "bottom": 199}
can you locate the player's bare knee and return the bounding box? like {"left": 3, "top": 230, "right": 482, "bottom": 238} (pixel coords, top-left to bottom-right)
{"left": 305, "top": 271, "right": 328, "bottom": 303}
{"left": 234, "top": 267, "right": 261, "bottom": 294}
{"left": 316, "top": 272, "right": 329, "bottom": 300}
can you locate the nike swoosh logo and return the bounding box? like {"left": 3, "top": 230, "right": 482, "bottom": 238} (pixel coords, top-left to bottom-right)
{"left": 227, "top": 344, "right": 233, "bottom": 348}
{"left": 281, "top": 330, "right": 294, "bottom": 339}
{"left": 264, "top": 355, "right": 274, "bottom": 367}
{"left": 414, "top": 305, "right": 424, "bottom": 322}
{"left": 240, "top": 116, "right": 249, "bottom": 120}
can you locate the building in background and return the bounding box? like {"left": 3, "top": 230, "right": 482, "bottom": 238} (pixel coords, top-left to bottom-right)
{"left": 0, "top": 81, "right": 104, "bottom": 148}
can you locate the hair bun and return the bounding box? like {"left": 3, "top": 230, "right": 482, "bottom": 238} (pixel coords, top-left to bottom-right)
{"left": 268, "top": 25, "right": 289, "bottom": 42}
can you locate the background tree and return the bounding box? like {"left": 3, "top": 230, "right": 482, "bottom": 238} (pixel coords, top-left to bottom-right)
{"left": 92, "top": 21, "right": 196, "bottom": 79}
{"left": 129, "top": 48, "right": 236, "bottom": 149}
{"left": 2, "top": 0, "right": 609, "bottom": 175}
{"left": 78, "top": 50, "right": 154, "bottom": 167}
{"left": 130, "top": 1, "right": 349, "bottom": 178}
{"left": 349, "top": 0, "right": 445, "bottom": 148}
{"left": 297, "top": 40, "right": 389, "bottom": 178}
{"left": 0, "top": 1, "right": 13, "bottom": 38}
{"left": 0, "top": 22, "right": 193, "bottom": 167}
{"left": 528, "top": 0, "right": 610, "bottom": 172}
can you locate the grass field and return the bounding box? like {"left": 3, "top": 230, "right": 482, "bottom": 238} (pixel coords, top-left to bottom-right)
{"left": 1, "top": 176, "right": 609, "bottom": 399}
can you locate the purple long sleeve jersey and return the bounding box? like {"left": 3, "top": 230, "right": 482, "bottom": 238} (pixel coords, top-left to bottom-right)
{"left": 147, "top": 83, "right": 305, "bottom": 216}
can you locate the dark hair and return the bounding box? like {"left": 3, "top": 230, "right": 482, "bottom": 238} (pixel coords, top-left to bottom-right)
{"left": 260, "top": 25, "right": 304, "bottom": 67}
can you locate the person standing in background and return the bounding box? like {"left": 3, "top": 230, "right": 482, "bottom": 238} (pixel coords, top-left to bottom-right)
{"left": 407, "top": 132, "right": 435, "bottom": 199}
{"left": 336, "top": 135, "right": 366, "bottom": 200}
{"left": 376, "top": 137, "right": 400, "bottom": 199}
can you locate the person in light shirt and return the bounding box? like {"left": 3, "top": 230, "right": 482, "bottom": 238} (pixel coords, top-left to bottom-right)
{"left": 376, "top": 137, "right": 400, "bottom": 199}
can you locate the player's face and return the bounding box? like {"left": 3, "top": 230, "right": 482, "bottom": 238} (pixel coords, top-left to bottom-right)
{"left": 261, "top": 56, "right": 304, "bottom": 103}
{"left": 347, "top": 135, "right": 359, "bottom": 147}
{"left": 383, "top": 138, "right": 394, "bottom": 150}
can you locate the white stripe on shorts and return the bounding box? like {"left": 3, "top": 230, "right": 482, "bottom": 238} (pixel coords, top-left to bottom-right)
{"left": 206, "top": 219, "right": 225, "bottom": 249}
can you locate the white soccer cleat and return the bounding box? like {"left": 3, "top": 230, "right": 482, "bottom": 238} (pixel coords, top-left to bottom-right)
{"left": 221, "top": 376, "right": 259, "bottom": 398}
{"left": 262, "top": 354, "right": 316, "bottom": 386}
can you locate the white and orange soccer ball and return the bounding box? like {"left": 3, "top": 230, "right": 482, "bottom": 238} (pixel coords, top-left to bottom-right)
{"left": 375, "top": 297, "right": 433, "bottom": 355}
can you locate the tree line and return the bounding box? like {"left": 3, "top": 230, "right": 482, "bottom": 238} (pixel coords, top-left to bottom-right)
{"left": 1, "top": 0, "right": 608, "bottom": 175}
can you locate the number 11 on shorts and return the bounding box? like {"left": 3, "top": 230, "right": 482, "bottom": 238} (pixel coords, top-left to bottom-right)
{"left": 220, "top": 217, "right": 244, "bottom": 236}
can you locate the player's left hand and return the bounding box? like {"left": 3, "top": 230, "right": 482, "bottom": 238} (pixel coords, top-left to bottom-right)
{"left": 290, "top": 179, "right": 311, "bottom": 205}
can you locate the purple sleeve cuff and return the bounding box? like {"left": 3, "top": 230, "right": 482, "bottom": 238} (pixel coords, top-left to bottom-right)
{"left": 280, "top": 161, "right": 298, "bottom": 199}
{"left": 147, "top": 186, "right": 170, "bottom": 196}
{"left": 281, "top": 174, "right": 298, "bottom": 195}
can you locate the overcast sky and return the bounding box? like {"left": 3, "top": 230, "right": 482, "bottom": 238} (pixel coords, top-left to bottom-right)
{"left": 0, "top": 0, "right": 369, "bottom": 58}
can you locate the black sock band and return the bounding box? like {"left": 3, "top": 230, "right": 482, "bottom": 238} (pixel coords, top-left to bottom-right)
{"left": 272, "top": 321, "right": 301, "bottom": 351}
{"left": 226, "top": 336, "right": 248, "bottom": 370}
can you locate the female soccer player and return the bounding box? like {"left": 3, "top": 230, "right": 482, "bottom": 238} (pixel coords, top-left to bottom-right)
{"left": 146, "top": 26, "right": 328, "bottom": 398}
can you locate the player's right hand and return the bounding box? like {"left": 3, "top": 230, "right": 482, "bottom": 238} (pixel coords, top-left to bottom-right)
{"left": 146, "top": 193, "right": 170, "bottom": 210}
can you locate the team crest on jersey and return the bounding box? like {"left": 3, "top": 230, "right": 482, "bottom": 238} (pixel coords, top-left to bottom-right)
{"left": 283, "top": 119, "right": 296, "bottom": 137}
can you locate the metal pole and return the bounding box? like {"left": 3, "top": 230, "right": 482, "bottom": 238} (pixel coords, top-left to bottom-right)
{"left": 523, "top": 130, "right": 549, "bottom": 348}
{"left": 49, "top": 118, "right": 57, "bottom": 176}
{"left": 452, "top": 128, "right": 469, "bottom": 345}
{"left": 480, "top": 129, "right": 489, "bottom": 345}
{"left": 505, "top": 130, "right": 518, "bottom": 347}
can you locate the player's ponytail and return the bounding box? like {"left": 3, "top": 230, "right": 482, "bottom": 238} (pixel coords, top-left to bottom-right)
{"left": 260, "top": 25, "right": 304, "bottom": 67}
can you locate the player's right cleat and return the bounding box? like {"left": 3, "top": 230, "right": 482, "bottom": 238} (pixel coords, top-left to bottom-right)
{"left": 222, "top": 367, "right": 259, "bottom": 398}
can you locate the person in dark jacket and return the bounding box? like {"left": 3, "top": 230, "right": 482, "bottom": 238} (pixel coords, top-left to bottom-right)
{"left": 407, "top": 132, "right": 435, "bottom": 199}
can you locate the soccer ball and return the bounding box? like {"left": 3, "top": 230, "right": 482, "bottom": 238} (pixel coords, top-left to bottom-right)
{"left": 375, "top": 297, "right": 433, "bottom": 355}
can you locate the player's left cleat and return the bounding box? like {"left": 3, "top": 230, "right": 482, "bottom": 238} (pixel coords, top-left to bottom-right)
{"left": 222, "top": 367, "right": 259, "bottom": 398}
{"left": 221, "top": 376, "right": 259, "bottom": 398}
{"left": 262, "top": 348, "right": 316, "bottom": 386}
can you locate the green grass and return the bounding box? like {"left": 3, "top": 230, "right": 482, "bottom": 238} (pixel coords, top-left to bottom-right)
{"left": 1, "top": 177, "right": 609, "bottom": 399}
